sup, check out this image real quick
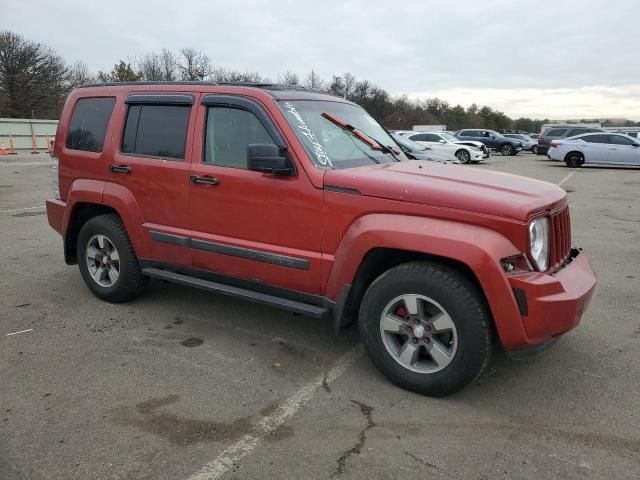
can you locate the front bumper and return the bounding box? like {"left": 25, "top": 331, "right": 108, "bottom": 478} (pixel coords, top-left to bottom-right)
{"left": 504, "top": 248, "right": 596, "bottom": 351}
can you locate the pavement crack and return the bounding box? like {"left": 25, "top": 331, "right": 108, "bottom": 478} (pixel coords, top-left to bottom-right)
{"left": 331, "top": 400, "right": 375, "bottom": 478}
{"left": 404, "top": 451, "right": 438, "bottom": 470}
{"left": 605, "top": 214, "right": 640, "bottom": 223}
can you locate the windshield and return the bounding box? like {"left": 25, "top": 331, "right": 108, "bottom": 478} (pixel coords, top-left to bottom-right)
{"left": 439, "top": 132, "right": 460, "bottom": 143}
{"left": 278, "top": 100, "right": 401, "bottom": 169}
{"left": 392, "top": 133, "right": 428, "bottom": 152}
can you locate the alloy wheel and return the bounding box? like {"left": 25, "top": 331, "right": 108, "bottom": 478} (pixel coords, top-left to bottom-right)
{"left": 85, "top": 234, "right": 120, "bottom": 287}
{"left": 379, "top": 294, "right": 458, "bottom": 373}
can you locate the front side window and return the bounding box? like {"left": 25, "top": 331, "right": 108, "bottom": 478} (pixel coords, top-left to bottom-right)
{"left": 279, "top": 100, "right": 400, "bottom": 169}
{"left": 204, "top": 107, "right": 276, "bottom": 168}
{"left": 121, "top": 104, "right": 190, "bottom": 159}
{"left": 609, "top": 135, "right": 635, "bottom": 146}
{"left": 65, "top": 97, "right": 115, "bottom": 152}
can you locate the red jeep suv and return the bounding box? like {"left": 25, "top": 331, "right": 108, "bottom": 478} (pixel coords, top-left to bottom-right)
{"left": 46, "top": 82, "right": 596, "bottom": 396}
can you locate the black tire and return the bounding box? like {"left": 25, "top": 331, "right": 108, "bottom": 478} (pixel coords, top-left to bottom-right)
{"left": 77, "top": 214, "right": 148, "bottom": 303}
{"left": 531, "top": 145, "right": 538, "bottom": 154}
{"left": 358, "top": 262, "right": 491, "bottom": 397}
{"left": 500, "top": 144, "right": 515, "bottom": 156}
{"left": 455, "top": 149, "right": 471, "bottom": 164}
{"left": 564, "top": 152, "right": 584, "bottom": 168}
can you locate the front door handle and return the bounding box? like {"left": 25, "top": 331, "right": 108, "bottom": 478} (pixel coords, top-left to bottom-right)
{"left": 109, "top": 164, "right": 132, "bottom": 174}
{"left": 190, "top": 175, "right": 219, "bottom": 186}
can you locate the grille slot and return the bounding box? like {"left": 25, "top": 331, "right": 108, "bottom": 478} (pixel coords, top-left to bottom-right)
{"left": 550, "top": 206, "right": 571, "bottom": 270}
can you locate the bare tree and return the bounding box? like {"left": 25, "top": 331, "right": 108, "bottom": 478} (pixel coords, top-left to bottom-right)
{"left": 303, "top": 69, "right": 324, "bottom": 89}
{"left": 160, "top": 49, "right": 177, "bottom": 81}
{"left": 137, "top": 52, "right": 163, "bottom": 81}
{"left": 211, "top": 67, "right": 267, "bottom": 83}
{"left": 66, "top": 60, "right": 95, "bottom": 88}
{"left": 178, "top": 48, "right": 213, "bottom": 81}
{"left": 277, "top": 71, "right": 299, "bottom": 85}
{"left": 0, "top": 30, "right": 69, "bottom": 118}
{"left": 343, "top": 72, "right": 356, "bottom": 99}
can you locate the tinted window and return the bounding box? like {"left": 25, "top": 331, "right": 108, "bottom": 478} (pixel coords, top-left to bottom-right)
{"left": 424, "top": 134, "right": 441, "bottom": 142}
{"left": 408, "top": 133, "right": 429, "bottom": 141}
{"left": 546, "top": 128, "right": 568, "bottom": 137}
{"left": 581, "top": 134, "right": 610, "bottom": 144}
{"left": 609, "top": 135, "right": 634, "bottom": 146}
{"left": 122, "top": 104, "right": 190, "bottom": 159}
{"left": 204, "top": 107, "right": 275, "bottom": 168}
{"left": 567, "top": 129, "right": 588, "bottom": 137}
{"left": 65, "top": 97, "right": 115, "bottom": 152}
{"left": 459, "top": 131, "right": 474, "bottom": 137}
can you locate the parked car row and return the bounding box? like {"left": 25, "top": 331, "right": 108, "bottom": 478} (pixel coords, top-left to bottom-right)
{"left": 393, "top": 130, "right": 488, "bottom": 163}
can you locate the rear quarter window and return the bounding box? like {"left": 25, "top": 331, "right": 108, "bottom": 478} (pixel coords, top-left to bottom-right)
{"left": 65, "top": 97, "right": 116, "bottom": 152}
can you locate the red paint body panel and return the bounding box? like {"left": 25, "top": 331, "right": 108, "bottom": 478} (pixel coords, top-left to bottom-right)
{"left": 47, "top": 83, "right": 597, "bottom": 351}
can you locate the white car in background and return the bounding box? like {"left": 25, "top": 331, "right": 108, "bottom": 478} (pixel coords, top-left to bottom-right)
{"left": 504, "top": 133, "right": 537, "bottom": 153}
{"left": 548, "top": 132, "right": 640, "bottom": 167}
{"left": 396, "top": 130, "right": 487, "bottom": 163}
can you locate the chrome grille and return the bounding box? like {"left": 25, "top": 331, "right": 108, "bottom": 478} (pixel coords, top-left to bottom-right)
{"left": 550, "top": 206, "right": 572, "bottom": 270}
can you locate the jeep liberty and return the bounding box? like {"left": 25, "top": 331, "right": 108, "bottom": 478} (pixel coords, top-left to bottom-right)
{"left": 46, "top": 82, "right": 597, "bottom": 396}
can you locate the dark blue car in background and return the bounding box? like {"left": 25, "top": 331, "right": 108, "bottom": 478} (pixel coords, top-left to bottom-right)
{"left": 456, "top": 129, "right": 523, "bottom": 156}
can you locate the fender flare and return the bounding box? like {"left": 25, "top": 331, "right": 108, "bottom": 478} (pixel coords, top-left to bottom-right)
{"left": 325, "top": 213, "right": 526, "bottom": 346}
{"left": 63, "top": 180, "right": 150, "bottom": 260}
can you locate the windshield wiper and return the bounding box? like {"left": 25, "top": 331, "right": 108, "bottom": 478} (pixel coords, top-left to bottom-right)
{"left": 321, "top": 112, "right": 402, "bottom": 161}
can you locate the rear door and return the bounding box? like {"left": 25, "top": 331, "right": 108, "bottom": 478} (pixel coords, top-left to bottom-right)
{"left": 108, "top": 93, "right": 196, "bottom": 267}
{"left": 188, "top": 94, "right": 323, "bottom": 294}
{"left": 580, "top": 134, "right": 612, "bottom": 163}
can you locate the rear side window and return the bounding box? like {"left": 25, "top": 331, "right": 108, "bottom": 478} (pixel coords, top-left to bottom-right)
{"left": 567, "top": 129, "right": 588, "bottom": 137}
{"left": 408, "top": 134, "right": 429, "bottom": 141}
{"left": 458, "top": 131, "right": 474, "bottom": 136}
{"left": 65, "top": 97, "right": 115, "bottom": 152}
{"left": 609, "top": 135, "right": 634, "bottom": 145}
{"left": 122, "top": 104, "right": 190, "bottom": 159}
{"left": 581, "top": 134, "right": 610, "bottom": 144}
{"left": 545, "top": 128, "right": 568, "bottom": 137}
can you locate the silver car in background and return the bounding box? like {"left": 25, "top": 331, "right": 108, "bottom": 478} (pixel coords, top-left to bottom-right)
{"left": 504, "top": 133, "right": 537, "bottom": 153}
{"left": 548, "top": 132, "right": 640, "bottom": 167}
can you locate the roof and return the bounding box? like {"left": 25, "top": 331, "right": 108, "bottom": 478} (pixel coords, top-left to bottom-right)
{"left": 76, "top": 81, "right": 348, "bottom": 103}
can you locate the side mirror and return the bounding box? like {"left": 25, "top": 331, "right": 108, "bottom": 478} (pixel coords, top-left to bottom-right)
{"left": 247, "top": 144, "right": 293, "bottom": 175}
{"left": 439, "top": 139, "right": 446, "bottom": 144}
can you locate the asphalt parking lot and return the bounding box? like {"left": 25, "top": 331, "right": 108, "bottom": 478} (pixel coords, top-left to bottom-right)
{"left": 1, "top": 152, "right": 639, "bottom": 480}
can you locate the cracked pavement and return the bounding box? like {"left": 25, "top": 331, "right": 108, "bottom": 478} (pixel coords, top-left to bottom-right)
{"left": 1, "top": 153, "right": 639, "bottom": 479}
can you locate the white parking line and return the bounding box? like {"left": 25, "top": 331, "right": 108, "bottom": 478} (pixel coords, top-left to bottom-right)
{"left": 0, "top": 162, "right": 52, "bottom": 167}
{"left": 558, "top": 168, "right": 579, "bottom": 186}
{"left": 186, "top": 345, "right": 364, "bottom": 480}
{"left": 0, "top": 205, "right": 45, "bottom": 214}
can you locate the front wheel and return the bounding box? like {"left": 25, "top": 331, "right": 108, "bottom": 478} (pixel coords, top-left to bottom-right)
{"left": 500, "top": 144, "right": 515, "bottom": 156}
{"left": 531, "top": 145, "right": 538, "bottom": 154}
{"left": 77, "top": 214, "right": 148, "bottom": 303}
{"left": 358, "top": 262, "right": 491, "bottom": 397}
{"left": 455, "top": 149, "right": 471, "bottom": 164}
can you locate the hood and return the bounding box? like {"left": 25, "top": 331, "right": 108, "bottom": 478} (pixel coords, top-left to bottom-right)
{"left": 324, "top": 161, "right": 566, "bottom": 221}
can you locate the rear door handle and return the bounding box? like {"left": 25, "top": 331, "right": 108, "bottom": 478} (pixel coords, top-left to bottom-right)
{"left": 190, "top": 175, "right": 219, "bottom": 186}
{"left": 109, "top": 164, "right": 132, "bottom": 174}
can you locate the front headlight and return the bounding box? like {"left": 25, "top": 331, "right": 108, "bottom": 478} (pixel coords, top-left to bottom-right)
{"left": 529, "top": 217, "right": 549, "bottom": 271}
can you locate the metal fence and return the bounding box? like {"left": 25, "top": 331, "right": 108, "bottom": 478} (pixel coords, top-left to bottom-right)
{"left": 0, "top": 118, "right": 58, "bottom": 152}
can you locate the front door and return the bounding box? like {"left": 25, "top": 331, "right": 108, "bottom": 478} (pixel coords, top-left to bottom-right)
{"left": 108, "top": 93, "right": 196, "bottom": 267}
{"left": 188, "top": 95, "right": 323, "bottom": 294}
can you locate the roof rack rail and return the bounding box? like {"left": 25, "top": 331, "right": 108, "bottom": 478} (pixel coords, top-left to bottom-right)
{"left": 78, "top": 80, "right": 220, "bottom": 88}
{"left": 77, "top": 80, "right": 329, "bottom": 94}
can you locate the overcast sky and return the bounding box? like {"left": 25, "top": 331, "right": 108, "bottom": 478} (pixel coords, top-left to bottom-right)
{"left": 6, "top": 0, "right": 640, "bottom": 119}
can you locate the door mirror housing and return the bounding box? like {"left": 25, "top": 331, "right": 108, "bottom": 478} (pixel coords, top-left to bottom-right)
{"left": 439, "top": 139, "right": 446, "bottom": 144}
{"left": 247, "top": 144, "right": 294, "bottom": 175}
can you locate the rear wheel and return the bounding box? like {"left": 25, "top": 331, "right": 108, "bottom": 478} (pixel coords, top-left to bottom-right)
{"left": 531, "top": 145, "right": 538, "bottom": 154}
{"left": 358, "top": 262, "right": 491, "bottom": 397}
{"left": 77, "top": 214, "right": 148, "bottom": 303}
{"left": 564, "top": 152, "right": 584, "bottom": 168}
{"left": 500, "top": 144, "right": 514, "bottom": 156}
{"left": 455, "top": 149, "right": 471, "bottom": 164}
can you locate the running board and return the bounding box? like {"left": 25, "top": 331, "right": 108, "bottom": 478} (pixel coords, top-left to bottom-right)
{"left": 142, "top": 267, "right": 329, "bottom": 318}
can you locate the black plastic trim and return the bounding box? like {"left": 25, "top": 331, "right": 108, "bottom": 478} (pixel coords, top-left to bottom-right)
{"left": 125, "top": 94, "right": 194, "bottom": 105}
{"left": 333, "top": 284, "right": 352, "bottom": 335}
{"left": 506, "top": 338, "right": 559, "bottom": 360}
{"left": 200, "top": 94, "right": 287, "bottom": 148}
{"left": 142, "top": 267, "right": 327, "bottom": 318}
{"left": 324, "top": 185, "right": 361, "bottom": 195}
{"left": 191, "top": 238, "right": 309, "bottom": 271}
{"left": 149, "top": 231, "right": 190, "bottom": 248}
{"left": 513, "top": 287, "right": 529, "bottom": 317}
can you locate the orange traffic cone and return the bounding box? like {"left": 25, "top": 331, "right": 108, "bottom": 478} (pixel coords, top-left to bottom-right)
{"left": 31, "top": 134, "right": 39, "bottom": 154}
{"left": 0, "top": 143, "right": 6, "bottom": 155}
{"left": 8, "top": 134, "right": 17, "bottom": 154}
